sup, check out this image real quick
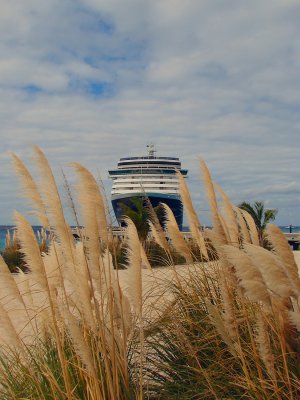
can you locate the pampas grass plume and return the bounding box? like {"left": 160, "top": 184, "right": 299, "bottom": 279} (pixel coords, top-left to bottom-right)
{"left": 0, "top": 302, "right": 25, "bottom": 355}
{"left": 205, "top": 299, "right": 238, "bottom": 357}
{"left": 256, "top": 312, "right": 276, "bottom": 380}
{"left": 239, "top": 209, "right": 260, "bottom": 246}
{"left": 33, "top": 146, "right": 75, "bottom": 262}
{"left": 14, "top": 211, "right": 48, "bottom": 292}
{"left": 125, "top": 218, "right": 143, "bottom": 315}
{"left": 11, "top": 153, "right": 49, "bottom": 228}
{"left": 244, "top": 244, "right": 293, "bottom": 300}
{"left": 148, "top": 220, "right": 169, "bottom": 253}
{"left": 176, "top": 171, "right": 208, "bottom": 258}
{"left": 216, "top": 185, "right": 240, "bottom": 247}
{"left": 0, "top": 256, "right": 25, "bottom": 307}
{"left": 266, "top": 224, "right": 300, "bottom": 292}
{"left": 200, "top": 160, "right": 227, "bottom": 246}
{"left": 222, "top": 245, "right": 271, "bottom": 309}
{"left": 71, "top": 162, "right": 108, "bottom": 245}
{"left": 61, "top": 307, "right": 95, "bottom": 375}
{"left": 162, "top": 203, "right": 193, "bottom": 263}
{"left": 234, "top": 206, "right": 252, "bottom": 244}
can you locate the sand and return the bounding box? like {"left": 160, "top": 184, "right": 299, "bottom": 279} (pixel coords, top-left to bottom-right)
{"left": 117, "top": 262, "right": 209, "bottom": 321}
{"left": 2, "top": 251, "right": 299, "bottom": 347}
{"left": 294, "top": 251, "right": 300, "bottom": 273}
{"left": 117, "top": 252, "right": 300, "bottom": 320}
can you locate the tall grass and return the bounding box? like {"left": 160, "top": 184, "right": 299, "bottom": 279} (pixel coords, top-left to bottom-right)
{"left": 144, "top": 161, "right": 300, "bottom": 399}
{"left": 0, "top": 148, "right": 299, "bottom": 399}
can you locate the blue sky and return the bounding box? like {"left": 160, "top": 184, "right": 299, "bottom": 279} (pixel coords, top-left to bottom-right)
{"left": 0, "top": 0, "right": 299, "bottom": 225}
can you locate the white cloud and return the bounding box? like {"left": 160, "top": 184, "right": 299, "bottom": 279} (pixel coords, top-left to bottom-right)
{"left": 0, "top": 0, "right": 299, "bottom": 225}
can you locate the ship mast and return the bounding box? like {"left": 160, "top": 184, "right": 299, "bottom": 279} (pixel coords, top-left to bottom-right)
{"left": 146, "top": 143, "right": 156, "bottom": 158}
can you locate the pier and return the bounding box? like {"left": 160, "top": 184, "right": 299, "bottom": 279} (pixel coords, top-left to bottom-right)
{"left": 284, "top": 232, "right": 300, "bottom": 250}
{"left": 72, "top": 227, "right": 300, "bottom": 251}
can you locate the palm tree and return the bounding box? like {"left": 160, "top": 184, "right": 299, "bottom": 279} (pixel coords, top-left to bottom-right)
{"left": 238, "top": 201, "right": 278, "bottom": 246}
{"left": 118, "top": 196, "right": 164, "bottom": 242}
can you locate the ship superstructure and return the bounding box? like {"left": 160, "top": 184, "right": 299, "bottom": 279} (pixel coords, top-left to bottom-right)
{"left": 108, "top": 145, "right": 188, "bottom": 230}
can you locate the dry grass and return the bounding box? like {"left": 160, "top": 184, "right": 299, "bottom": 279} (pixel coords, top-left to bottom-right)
{"left": 0, "top": 148, "right": 299, "bottom": 399}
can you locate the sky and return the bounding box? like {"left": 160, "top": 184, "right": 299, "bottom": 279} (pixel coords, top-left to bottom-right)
{"left": 0, "top": 0, "right": 299, "bottom": 226}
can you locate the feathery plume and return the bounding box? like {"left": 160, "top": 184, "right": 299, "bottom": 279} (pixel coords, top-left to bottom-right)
{"left": 234, "top": 206, "right": 251, "bottom": 244}
{"left": 218, "top": 213, "right": 232, "bottom": 244}
{"left": 125, "top": 218, "right": 143, "bottom": 315}
{"left": 33, "top": 146, "right": 74, "bottom": 262}
{"left": 101, "top": 249, "right": 132, "bottom": 336}
{"left": 216, "top": 185, "right": 240, "bottom": 247}
{"left": 255, "top": 312, "right": 276, "bottom": 380}
{"left": 222, "top": 245, "right": 271, "bottom": 309}
{"left": 61, "top": 308, "right": 95, "bottom": 375}
{"left": 244, "top": 244, "right": 293, "bottom": 299}
{"left": 61, "top": 242, "right": 96, "bottom": 331}
{"left": 200, "top": 160, "right": 227, "bottom": 246}
{"left": 71, "top": 162, "right": 108, "bottom": 244}
{"left": 0, "top": 302, "right": 25, "bottom": 355}
{"left": 71, "top": 162, "right": 109, "bottom": 289}
{"left": 110, "top": 282, "right": 132, "bottom": 338}
{"left": 266, "top": 224, "right": 300, "bottom": 293}
{"left": 41, "top": 244, "right": 63, "bottom": 292}
{"left": 11, "top": 152, "right": 49, "bottom": 228}
{"left": 0, "top": 256, "right": 24, "bottom": 307}
{"left": 140, "top": 243, "right": 152, "bottom": 270}
{"left": 239, "top": 209, "right": 259, "bottom": 246}
{"left": 205, "top": 299, "right": 238, "bottom": 357}
{"left": 144, "top": 195, "right": 170, "bottom": 252}
{"left": 162, "top": 203, "right": 193, "bottom": 263}
{"left": 148, "top": 220, "right": 168, "bottom": 253}
{"left": 176, "top": 171, "right": 208, "bottom": 258}
{"left": 16, "top": 269, "right": 34, "bottom": 309}
{"left": 219, "top": 273, "right": 238, "bottom": 342}
{"left": 14, "top": 211, "right": 48, "bottom": 292}
{"left": 289, "top": 310, "right": 300, "bottom": 332}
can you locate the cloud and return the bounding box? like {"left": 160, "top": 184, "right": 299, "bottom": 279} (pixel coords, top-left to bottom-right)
{"left": 0, "top": 0, "right": 299, "bottom": 225}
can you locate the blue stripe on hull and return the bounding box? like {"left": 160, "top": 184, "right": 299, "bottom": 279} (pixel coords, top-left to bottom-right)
{"left": 111, "top": 194, "right": 183, "bottom": 231}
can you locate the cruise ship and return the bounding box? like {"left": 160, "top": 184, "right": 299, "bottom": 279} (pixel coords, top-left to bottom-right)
{"left": 108, "top": 145, "right": 188, "bottom": 230}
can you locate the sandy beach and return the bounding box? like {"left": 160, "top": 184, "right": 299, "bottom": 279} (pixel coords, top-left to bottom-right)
{"left": 294, "top": 251, "right": 300, "bottom": 272}
{"left": 116, "top": 251, "right": 300, "bottom": 320}
{"left": 2, "top": 250, "right": 299, "bottom": 349}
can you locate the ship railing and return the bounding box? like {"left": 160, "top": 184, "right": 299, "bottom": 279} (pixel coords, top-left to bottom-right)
{"left": 119, "top": 156, "right": 179, "bottom": 161}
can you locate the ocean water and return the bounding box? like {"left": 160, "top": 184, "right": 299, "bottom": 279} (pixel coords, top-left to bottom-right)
{"left": 278, "top": 226, "right": 300, "bottom": 234}
{"left": 0, "top": 225, "right": 44, "bottom": 252}
{"left": 0, "top": 225, "right": 299, "bottom": 252}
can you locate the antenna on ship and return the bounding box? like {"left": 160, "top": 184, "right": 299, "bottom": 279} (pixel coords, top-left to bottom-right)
{"left": 146, "top": 143, "right": 156, "bottom": 158}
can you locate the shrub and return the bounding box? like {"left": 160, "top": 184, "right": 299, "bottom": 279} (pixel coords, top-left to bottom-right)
{"left": 1, "top": 228, "right": 49, "bottom": 273}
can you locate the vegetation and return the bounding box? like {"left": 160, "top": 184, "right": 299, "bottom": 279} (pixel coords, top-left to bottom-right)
{"left": 118, "top": 196, "right": 164, "bottom": 242}
{"left": 1, "top": 228, "right": 49, "bottom": 272}
{"left": 238, "top": 201, "right": 278, "bottom": 246}
{"left": 0, "top": 148, "right": 298, "bottom": 399}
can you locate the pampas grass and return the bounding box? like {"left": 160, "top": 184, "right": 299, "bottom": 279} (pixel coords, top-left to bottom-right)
{"left": 200, "top": 160, "right": 227, "bottom": 247}
{"left": 222, "top": 245, "right": 272, "bottom": 309}
{"left": 177, "top": 170, "right": 208, "bottom": 259}
{"left": 11, "top": 153, "right": 49, "bottom": 228}
{"left": 216, "top": 184, "right": 240, "bottom": 247}
{"left": 266, "top": 224, "right": 300, "bottom": 294}
{"left": 0, "top": 146, "right": 299, "bottom": 399}
{"left": 244, "top": 243, "right": 294, "bottom": 299}
{"left": 162, "top": 203, "right": 193, "bottom": 263}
